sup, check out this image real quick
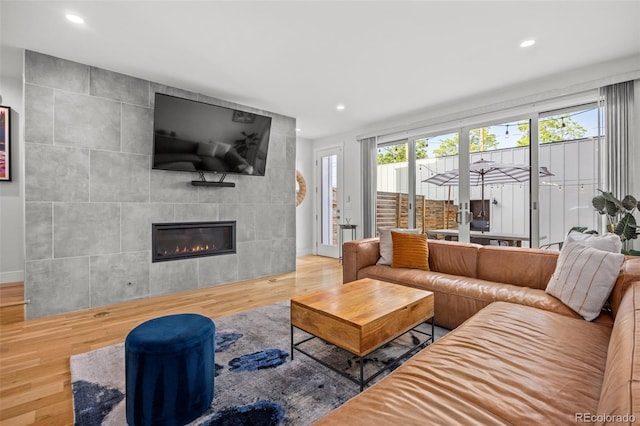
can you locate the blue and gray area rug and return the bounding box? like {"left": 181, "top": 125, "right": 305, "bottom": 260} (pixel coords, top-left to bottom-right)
{"left": 70, "top": 301, "right": 447, "bottom": 425}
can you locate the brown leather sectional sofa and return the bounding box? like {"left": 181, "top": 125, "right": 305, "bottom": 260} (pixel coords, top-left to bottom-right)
{"left": 342, "top": 238, "right": 640, "bottom": 329}
{"left": 315, "top": 238, "right": 640, "bottom": 425}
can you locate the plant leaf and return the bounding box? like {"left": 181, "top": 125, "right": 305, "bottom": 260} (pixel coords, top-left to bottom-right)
{"left": 615, "top": 213, "right": 638, "bottom": 242}
{"left": 600, "top": 191, "right": 625, "bottom": 216}
{"left": 592, "top": 195, "right": 607, "bottom": 214}
{"left": 569, "top": 226, "right": 588, "bottom": 234}
{"left": 621, "top": 195, "right": 637, "bottom": 211}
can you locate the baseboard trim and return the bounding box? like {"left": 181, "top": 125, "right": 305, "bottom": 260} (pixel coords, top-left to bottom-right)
{"left": 296, "top": 248, "right": 313, "bottom": 257}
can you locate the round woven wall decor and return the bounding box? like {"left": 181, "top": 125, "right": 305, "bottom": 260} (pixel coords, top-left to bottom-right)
{"left": 296, "top": 170, "right": 306, "bottom": 207}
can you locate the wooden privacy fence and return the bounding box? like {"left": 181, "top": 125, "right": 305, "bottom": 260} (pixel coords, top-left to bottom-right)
{"left": 376, "top": 192, "right": 458, "bottom": 231}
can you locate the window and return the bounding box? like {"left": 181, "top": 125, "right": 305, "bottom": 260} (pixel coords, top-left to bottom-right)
{"left": 373, "top": 98, "right": 601, "bottom": 247}
{"left": 537, "top": 105, "right": 601, "bottom": 246}
{"left": 467, "top": 120, "right": 531, "bottom": 242}
{"left": 377, "top": 141, "right": 409, "bottom": 230}
{"left": 416, "top": 133, "right": 460, "bottom": 233}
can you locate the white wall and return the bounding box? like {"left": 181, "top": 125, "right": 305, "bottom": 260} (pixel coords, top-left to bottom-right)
{"left": 361, "top": 55, "right": 640, "bottom": 141}
{"left": 0, "top": 46, "right": 24, "bottom": 284}
{"left": 295, "top": 137, "right": 314, "bottom": 256}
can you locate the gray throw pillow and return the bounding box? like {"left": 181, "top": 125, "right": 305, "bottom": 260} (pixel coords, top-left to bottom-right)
{"left": 563, "top": 230, "right": 622, "bottom": 253}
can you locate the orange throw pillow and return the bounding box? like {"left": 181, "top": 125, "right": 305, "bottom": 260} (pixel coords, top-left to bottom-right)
{"left": 391, "top": 231, "right": 430, "bottom": 270}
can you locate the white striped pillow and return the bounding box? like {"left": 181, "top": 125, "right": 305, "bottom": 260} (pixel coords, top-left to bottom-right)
{"left": 546, "top": 241, "right": 624, "bottom": 321}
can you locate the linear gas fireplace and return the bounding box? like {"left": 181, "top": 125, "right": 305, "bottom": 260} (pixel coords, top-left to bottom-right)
{"left": 152, "top": 221, "right": 236, "bottom": 262}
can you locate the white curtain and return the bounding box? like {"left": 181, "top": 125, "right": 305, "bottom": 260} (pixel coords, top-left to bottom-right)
{"left": 600, "top": 81, "right": 635, "bottom": 199}
{"left": 360, "top": 137, "right": 377, "bottom": 238}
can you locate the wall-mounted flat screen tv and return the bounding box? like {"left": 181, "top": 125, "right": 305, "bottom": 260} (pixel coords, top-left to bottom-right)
{"left": 153, "top": 93, "right": 272, "bottom": 176}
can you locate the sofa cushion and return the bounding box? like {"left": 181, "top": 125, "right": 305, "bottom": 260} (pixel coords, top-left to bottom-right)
{"left": 546, "top": 242, "right": 624, "bottom": 321}
{"left": 391, "top": 232, "right": 429, "bottom": 270}
{"left": 477, "top": 246, "right": 558, "bottom": 290}
{"left": 597, "top": 282, "right": 640, "bottom": 419}
{"left": 427, "top": 239, "right": 480, "bottom": 278}
{"left": 315, "top": 302, "right": 611, "bottom": 425}
{"left": 609, "top": 258, "right": 640, "bottom": 318}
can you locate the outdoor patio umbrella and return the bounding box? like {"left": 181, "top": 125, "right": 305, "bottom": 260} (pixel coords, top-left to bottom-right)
{"left": 422, "top": 158, "right": 554, "bottom": 232}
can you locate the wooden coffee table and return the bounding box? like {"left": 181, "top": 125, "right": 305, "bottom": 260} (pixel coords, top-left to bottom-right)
{"left": 290, "top": 278, "right": 434, "bottom": 390}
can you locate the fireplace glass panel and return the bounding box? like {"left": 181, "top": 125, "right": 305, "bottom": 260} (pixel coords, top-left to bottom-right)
{"left": 152, "top": 221, "right": 236, "bottom": 262}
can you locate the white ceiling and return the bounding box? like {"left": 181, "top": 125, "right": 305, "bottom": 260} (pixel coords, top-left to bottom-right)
{"left": 2, "top": 1, "right": 640, "bottom": 140}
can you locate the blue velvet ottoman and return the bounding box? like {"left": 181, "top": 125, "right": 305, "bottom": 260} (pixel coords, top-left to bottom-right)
{"left": 125, "top": 314, "right": 215, "bottom": 426}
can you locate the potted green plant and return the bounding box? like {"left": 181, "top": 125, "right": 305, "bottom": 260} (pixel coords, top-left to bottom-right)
{"left": 592, "top": 190, "right": 639, "bottom": 255}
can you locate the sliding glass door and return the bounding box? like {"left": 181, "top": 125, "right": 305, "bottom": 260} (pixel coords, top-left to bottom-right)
{"left": 376, "top": 141, "right": 410, "bottom": 231}
{"left": 467, "top": 120, "right": 531, "bottom": 246}
{"left": 537, "top": 104, "right": 601, "bottom": 247}
{"left": 377, "top": 135, "right": 468, "bottom": 241}
{"left": 415, "top": 132, "right": 462, "bottom": 237}
{"left": 374, "top": 99, "right": 601, "bottom": 247}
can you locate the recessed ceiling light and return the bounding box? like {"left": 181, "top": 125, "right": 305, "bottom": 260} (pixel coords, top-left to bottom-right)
{"left": 520, "top": 39, "right": 535, "bottom": 48}
{"left": 295, "top": 128, "right": 301, "bottom": 132}
{"left": 66, "top": 14, "right": 85, "bottom": 24}
{"left": 336, "top": 104, "right": 346, "bottom": 111}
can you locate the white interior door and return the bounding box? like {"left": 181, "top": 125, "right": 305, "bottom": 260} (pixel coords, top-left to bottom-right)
{"left": 316, "top": 146, "right": 342, "bottom": 258}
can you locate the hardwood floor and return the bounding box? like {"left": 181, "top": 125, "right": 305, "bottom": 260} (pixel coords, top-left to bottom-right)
{"left": 0, "top": 282, "right": 26, "bottom": 325}
{"left": 0, "top": 255, "right": 342, "bottom": 425}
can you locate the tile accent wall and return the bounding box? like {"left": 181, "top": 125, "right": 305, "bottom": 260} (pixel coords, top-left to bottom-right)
{"left": 23, "top": 51, "right": 296, "bottom": 318}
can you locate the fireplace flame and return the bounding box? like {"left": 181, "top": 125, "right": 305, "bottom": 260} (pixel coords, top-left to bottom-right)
{"left": 170, "top": 244, "right": 215, "bottom": 255}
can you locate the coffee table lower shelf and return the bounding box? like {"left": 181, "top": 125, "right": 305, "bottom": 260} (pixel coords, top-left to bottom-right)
{"left": 291, "top": 319, "right": 434, "bottom": 392}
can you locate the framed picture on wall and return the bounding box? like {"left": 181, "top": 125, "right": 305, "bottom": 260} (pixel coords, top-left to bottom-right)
{"left": 0, "top": 105, "right": 10, "bottom": 182}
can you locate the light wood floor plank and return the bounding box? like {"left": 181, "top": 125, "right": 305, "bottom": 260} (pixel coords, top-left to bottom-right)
{"left": 0, "top": 255, "right": 341, "bottom": 425}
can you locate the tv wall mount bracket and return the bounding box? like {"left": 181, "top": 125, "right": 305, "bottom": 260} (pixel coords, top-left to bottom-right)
{"left": 191, "top": 172, "right": 235, "bottom": 187}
